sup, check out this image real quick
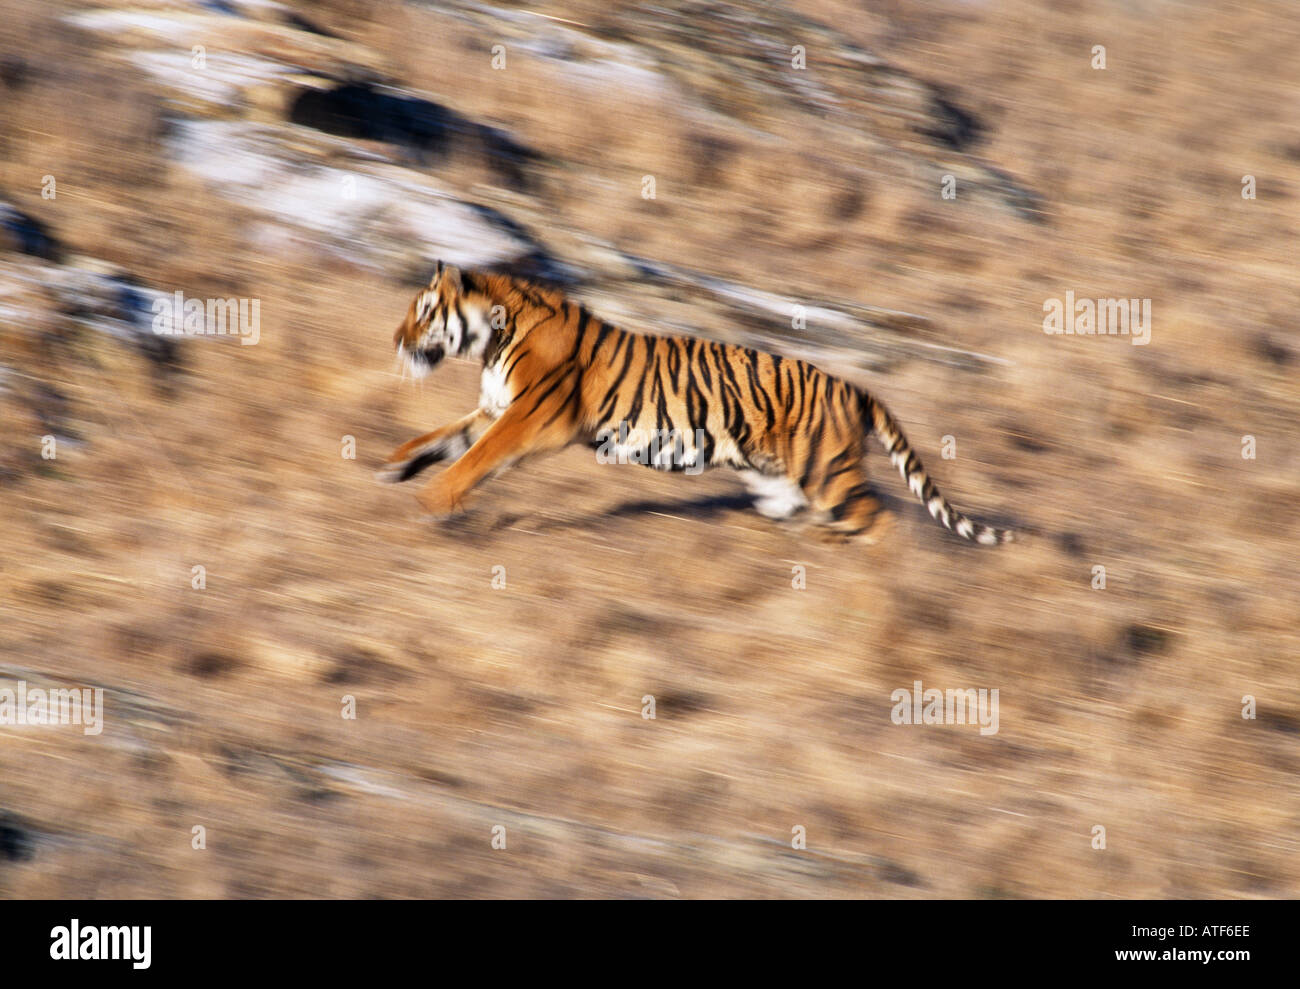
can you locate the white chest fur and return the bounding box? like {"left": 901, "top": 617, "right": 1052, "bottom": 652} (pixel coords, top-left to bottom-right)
{"left": 479, "top": 363, "right": 512, "bottom": 418}
{"left": 739, "top": 469, "right": 809, "bottom": 519}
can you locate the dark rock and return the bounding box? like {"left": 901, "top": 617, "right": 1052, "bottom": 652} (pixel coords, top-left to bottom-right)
{"left": 30, "top": 381, "right": 79, "bottom": 443}
{"left": 650, "top": 689, "right": 713, "bottom": 716}
{"left": 1259, "top": 710, "right": 1300, "bottom": 735}
{"left": 982, "top": 163, "right": 1049, "bottom": 224}
{"left": 1125, "top": 623, "right": 1170, "bottom": 657}
{"left": 288, "top": 83, "right": 539, "bottom": 187}
{"left": 322, "top": 647, "right": 410, "bottom": 686}
{"left": 464, "top": 204, "right": 579, "bottom": 286}
{"left": 1253, "top": 334, "right": 1291, "bottom": 367}
{"left": 876, "top": 857, "right": 923, "bottom": 887}
{"left": 0, "top": 202, "right": 62, "bottom": 262}
{"left": 0, "top": 812, "right": 36, "bottom": 863}
{"left": 0, "top": 54, "right": 29, "bottom": 90}
{"left": 112, "top": 275, "right": 183, "bottom": 376}
{"left": 284, "top": 12, "right": 343, "bottom": 39}
{"left": 921, "top": 90, "right": 984, "bottom": 151}
{"left": 1057, "top": 532, "right": 1087, "bottom": 557}
{"left": 183, "top": 651, "right": 241, "bottom": 679}
{"left": 1005, "top": 428, "right": 1050, "bottom": 453}
{"left": 50, "top": 268, "right": 183, "bottom": 379}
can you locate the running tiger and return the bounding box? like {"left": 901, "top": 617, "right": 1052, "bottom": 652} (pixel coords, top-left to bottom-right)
{"left": 380, "top": 264, "right": 1012, "bottom": 545}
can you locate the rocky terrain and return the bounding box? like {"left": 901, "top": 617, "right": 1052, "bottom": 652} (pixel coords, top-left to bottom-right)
{"left": 1, "top": 0, "right": 1297, "bottom": 897}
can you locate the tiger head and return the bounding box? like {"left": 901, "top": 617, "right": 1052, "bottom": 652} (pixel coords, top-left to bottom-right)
{"left": 394, "top": 262, "right": 494, "bottom": 378}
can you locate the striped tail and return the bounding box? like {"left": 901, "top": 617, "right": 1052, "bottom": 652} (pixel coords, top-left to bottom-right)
{"left": 861, "top": 389, "right": 1013, "bottom": 546}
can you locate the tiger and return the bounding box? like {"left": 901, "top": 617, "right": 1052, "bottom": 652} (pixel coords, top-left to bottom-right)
{"left": 380, "top": 263, "right": 1013, "bottom": 545}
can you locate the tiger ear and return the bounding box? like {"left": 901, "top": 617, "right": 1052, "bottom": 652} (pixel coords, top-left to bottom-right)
{"left": 429, "top": 260, "right": 444, "bottom": 286}
{"left": 440, "top": 264, "right": 464, "bottom": 295}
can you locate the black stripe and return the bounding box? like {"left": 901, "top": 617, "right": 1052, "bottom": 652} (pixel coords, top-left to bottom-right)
{"left": 666, "top": 341, "right": 682, "bottom": 389}
{"left": 697, "top": 426, "right": 716, "bottom": 465}
{"left": 823, "top": 447, "right": 858, "bottom": 483}
{"left": 587, "top": 317, "right": 614, "bottom": 363}
{"left": 771, "top": 354, "right": 785, "bottom": 408}
{"left": 514, "top": 360, "right": 568, "bottom": 402}
{"left": 538, "top": 382, "right": 578, "bottom": 430}
{"left": 525, "top": 369, "right": 574, "bottom": 417}
{"left": 572, "top": 304, "right": 590, "bottom": 347}
{"left": 595, "top": 332, "right": 636, "bottom": 419}
{"left": 798, "top": 405, "right": 827, "bottom": 489}
{"left": 453, "top": 301, "right": 469, "bottom": 352}
{"left": 694, "top": 341, "right": 714, "bottom": 389}
{"left": 743, "top": 357, "right": 775, "bottom": 431}
{"left": 653, "top": 346, "right": 675, "bottom": 436}
{"left": 503, "top": 345, "right": 530, "bottom": 382}
{"left": 624, "top": 337, "right": 648, "bottom": 427}
{"left": 686, "top": 371, "right": 709, "bottom": 431}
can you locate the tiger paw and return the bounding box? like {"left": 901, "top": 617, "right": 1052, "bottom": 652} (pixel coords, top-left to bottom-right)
{"left": 812, "top": 508, "right": 892, "bottom": 546}
{"left": 416, "top": 484, "right": 466, "bottom": 519}
{"left": 377, "top": 458, "right": 412, "bottom": 484}
{"left": 379, "top": 448, "right": 447, "bottom": 484}
{"left": 853, "top": 508, "right": 893, "bottom": 546}
{"left": 812, "top": 525, "right": 853, "bottom": 546}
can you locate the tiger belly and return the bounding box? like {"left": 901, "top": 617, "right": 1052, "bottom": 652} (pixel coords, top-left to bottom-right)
{"left": 738, "top": 470, "right": 809, "bottom": 518}
{"left": 592, "top": 417, "right": 710, "bottom": 474}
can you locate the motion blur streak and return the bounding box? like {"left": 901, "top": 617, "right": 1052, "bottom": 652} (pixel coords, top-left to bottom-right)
{"left": 0, "top": 0, "right": 1296, "bottom": 898}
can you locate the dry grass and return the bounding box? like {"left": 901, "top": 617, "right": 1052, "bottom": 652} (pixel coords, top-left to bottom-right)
{"left": 1, "top": 0, "right": 1297, "bottom": 898}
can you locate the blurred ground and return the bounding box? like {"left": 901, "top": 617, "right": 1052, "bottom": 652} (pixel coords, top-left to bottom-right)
{"left": 1, "top": 0, "right": 1297, "bottom": 898}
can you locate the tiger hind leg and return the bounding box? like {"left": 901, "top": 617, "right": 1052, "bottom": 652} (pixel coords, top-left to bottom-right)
{"left": 816, "top": 480, "right": 889, "bottom": 544}
{"left": 803, "top": 452, "right": 889, "bottom": 543}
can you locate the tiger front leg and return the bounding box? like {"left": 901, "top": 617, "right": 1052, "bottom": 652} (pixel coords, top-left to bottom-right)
{"left": 416, "top": 377, "right": 582, "bottom": 518}
{"left": 378, "top": 409, "right": 491, "bottom": 483}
